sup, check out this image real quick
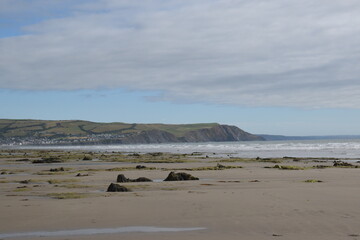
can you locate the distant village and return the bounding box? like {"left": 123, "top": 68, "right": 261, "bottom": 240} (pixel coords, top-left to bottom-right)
{"left": 0, "top": 134, "right": 128, "bottom": 146}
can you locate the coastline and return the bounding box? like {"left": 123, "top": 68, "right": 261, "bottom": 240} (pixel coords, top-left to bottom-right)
{"left": 0, "top": 148, "right": 359, "bottom": 239}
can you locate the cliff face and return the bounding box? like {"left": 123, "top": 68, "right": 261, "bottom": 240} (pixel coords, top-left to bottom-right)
{"left": 118, "top": 125, "right": 264, "bottom": 144}
{"left": 119, "top": 130, "right": 180, "bottom": 144}
{"left": 181, "top": 125, "right": 264, "bottom": 142}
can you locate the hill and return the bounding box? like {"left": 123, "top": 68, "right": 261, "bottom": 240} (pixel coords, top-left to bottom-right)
{"left": 0, "top": 119, "right": 264, "bottom": 145}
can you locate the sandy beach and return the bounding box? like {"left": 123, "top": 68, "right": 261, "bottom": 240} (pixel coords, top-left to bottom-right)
{"left": 0, "top": 149, "right": 359, "bottom": 240}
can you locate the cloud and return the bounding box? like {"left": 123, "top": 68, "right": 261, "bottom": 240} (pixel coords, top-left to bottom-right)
{"left": 1, "top": 0, "right": 360, "bottom": 108}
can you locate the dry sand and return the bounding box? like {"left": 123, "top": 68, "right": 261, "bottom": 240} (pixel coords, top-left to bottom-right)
{"left": 0, "top": 150, "right": 359, "bottom": 240}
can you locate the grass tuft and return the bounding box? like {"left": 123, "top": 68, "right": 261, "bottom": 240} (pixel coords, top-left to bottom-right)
{"left": 272, "top": 165, "right": 306, "bottom": 170}
{"left": 13, "top": 186, "right": 31, "bottom": 192}
{"left": 47, "top": 192, "right": 88, "bottom": 199}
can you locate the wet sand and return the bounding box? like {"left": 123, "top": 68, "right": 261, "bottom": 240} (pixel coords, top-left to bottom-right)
{"left": 0, "top": 149, "right": 359, "bottom": 240}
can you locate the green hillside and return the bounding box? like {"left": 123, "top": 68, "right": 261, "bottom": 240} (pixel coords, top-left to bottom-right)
{"left": 0, "top": 119, "right": 218, "bottom": 138}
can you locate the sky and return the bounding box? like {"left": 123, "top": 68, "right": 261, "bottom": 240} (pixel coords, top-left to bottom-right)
{"left": 1, "top": 0, "right": 360, "bottom": 136}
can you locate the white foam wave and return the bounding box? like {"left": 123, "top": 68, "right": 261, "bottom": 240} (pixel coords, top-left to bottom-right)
{"left": 15, "top": 139, "right": 360, "bottom": 158}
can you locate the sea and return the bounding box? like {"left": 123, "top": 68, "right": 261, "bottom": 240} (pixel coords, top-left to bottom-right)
{"left": 11, "top": 139, "right": 360, "bottom": 159}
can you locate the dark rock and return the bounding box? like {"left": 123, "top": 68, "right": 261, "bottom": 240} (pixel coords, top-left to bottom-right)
{"left": 107, "top": 183, "right": 130, "bottom": 192}
{"left": 314, "top": 165, "right": 329, "bottom": 169}
{"left": 250, "top": 180, "right": 260, "bottom": 182}
{"left": 117, "top": 174, "right": 129, "bottom": 183}
{"left": 333, "top": 161, "right": 353, "bottom": 167}
{"left": 164, "top": 172, "right": 199, "bottom": 181}
{"left": 50, "top": 167, "right": 65, "bottom": 172}
{"left": 136, "top": 165, "right": 147, "bottom": 169}
{"left": 83, "top": 156, "right": 92, "bottom": 161}
{"left": 19, "top": 179, "right": 31, "bottom": 184}
{"left": 117, "top": 174, "right": 152, "bottom": 182}
{"left": 191, "top": 152, "right": 202, "bottom": 156}
{"left": 132, "top": 177, "right": 152, "bottom": 182}
{"left": 76, "top": 173, "right": 89, "bottom": 177}
{"left": 1, "top": 171, "right": 6, "bottom": 175}
{"left": 15, "top": 158, "right": 30, "bottom": 162}
{"left": 217, "top": 163, "right": 226, "bottom": 169}
{"left": 148, "top": 152, "right": 163, "bottom": 157}
{"left": 32, "top": 157, "right": 63, "bottom": 164}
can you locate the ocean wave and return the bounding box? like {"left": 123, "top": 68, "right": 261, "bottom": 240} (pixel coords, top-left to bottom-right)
{"left": 18, "top": 139, "right": 360, "bottom": 158}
